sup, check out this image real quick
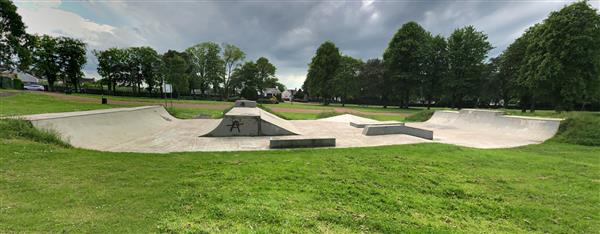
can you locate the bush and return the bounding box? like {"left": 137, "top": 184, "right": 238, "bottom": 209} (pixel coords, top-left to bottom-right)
{"left": 316, "top": 111, "right": 342, "bottom": 119}
{"left": 0, "top": 76, "right": 13, "bottom": 89}
{"left": 553, "top": 113, "right": 600, "bottom": 146}
{"left": 12, "top": 79, "right": 23, "bottom": 90}
{"left": 240, "top": 87, "right": 258, "bottom": 100}
{"left": 0, "top": 119, "right": 70, "bottom": 147}
{"left": 257, "top": 98, "right": 278, "bottom": 104}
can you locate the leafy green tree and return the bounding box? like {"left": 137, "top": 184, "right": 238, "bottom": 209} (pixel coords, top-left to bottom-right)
{"left": 422, "top": 35, "right": 448, "bottom": 109}
{"left": 0, "top": 0, "right": 31, "bottom": 70}
{"left": 125, "top": 47, "right": 143, "bottom": 92}
{"left": 162, "top": 50, "right": 189, "bottom": 97}
{"left": 305, "top": 41, "right": 341, "bottom": 105}
{"left": 255, "top": 57, "right": 277, "bottom": 95}
{"left": 137, "top": 47, "right": 161, "bottom": 94}
{"left": 383, "top": 21, "right": 431, "bottom": 109}
{"left": 446, "top": 26, "right": 492, "bottom": 108}
{"left": 94, "top": 48, "right": 128, "bottom": 93}
{"left": 495, "top": 36, "right": 528, "bottom": 109}
{"left": 56, "top": 37, "right": 86, "bottom": 91}
{"left": 359, "top": 58, "right": 387, "bottom": 106}
{"left": 221, "top": 43, "right": 245, "bottom": 99}
{"left": 30, "top": 35, "right": 60, "bottom": 90}
{"left": 522, "top": 1, "right": 600, "bottom": 111}
{"left": 185, "top": 42, "right": 222, "bottom": 96}
{"left": 231, "top": 61, "right": 258, "bottom": 92}
{"left": 334, "top": 55, "right": 363, "bottom": 106}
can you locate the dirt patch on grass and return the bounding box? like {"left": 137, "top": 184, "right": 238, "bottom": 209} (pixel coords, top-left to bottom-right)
{"left": 0, "top": 91, "right": 18, "bottom": 97}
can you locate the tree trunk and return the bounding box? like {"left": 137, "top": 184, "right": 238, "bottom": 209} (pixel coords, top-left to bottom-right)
{"left": 529, "top": 97, "right": 536, "bottom": 113}
{"left": 426, "top": 97, "right": 431, "bottom": 110}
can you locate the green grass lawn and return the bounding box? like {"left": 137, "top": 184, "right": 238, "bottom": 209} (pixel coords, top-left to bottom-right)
{"left": 0, "top": 92, "right": 120, "bottom": 117}
{"left": 1, "top": 90, "right": 599, "bottom": 232}
{"left": 1, "top": 136, "right": 598, "bottom": 233}
{"left": 76, "top": 93, "right": 231, "bottom": 105}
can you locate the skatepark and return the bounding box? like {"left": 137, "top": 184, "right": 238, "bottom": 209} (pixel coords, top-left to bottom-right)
{"left": 20, "top": 100, "right": 563, "bottom": 153}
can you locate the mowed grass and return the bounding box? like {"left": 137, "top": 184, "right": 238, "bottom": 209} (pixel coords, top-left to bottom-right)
{"left": 1, "top": 136, "right": 599, "bottom": 233}
{"left": 1, "top": 90, "right": 599, "bottom": 232}
{"left": 0, "top": 91, "right": 119, "bottom": 116}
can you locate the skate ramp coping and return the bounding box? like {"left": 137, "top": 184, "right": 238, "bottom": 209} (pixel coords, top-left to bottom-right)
{"left": 203, "top": 107, "right": 299, "bottom": 137}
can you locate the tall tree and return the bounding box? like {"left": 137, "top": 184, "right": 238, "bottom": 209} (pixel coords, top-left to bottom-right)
{"left": 522, "top": 1, "right": 600, "bottom": 111}
{"left": 305, "top": 41, "right": 341, "bottom": 105}
{"left": 422, "top": 35, "right": 448, "bottom": 109}
{"left": 232, "top": 61, "right": 258, "bottom": 100}
{"left": 137, "top": 47, "right": 161, "bottom": 94}
{"left": 185, "top": 42, "right": 222, "bottom": 96}
{"left": 495, "top": 35, "right": 528, "bottom": 109}
{"left": 56, "top": 37, "right": 86, "bottom": 91}
{"left": 221, "top": 43, "right": 245, "bottom": 99}
{"left": 359, "top": 58, "right": 387, "bottom": 106}
{"left": 162, "top": 50, "right": 189, "bottom": 97}
{"left": 0, "top": 0, "right": 31, "bottom": 70}
{"left": 94, "top": 48, "right": 128, "bottom": 93}
{"left": 30, "top": 35, "right": 60, "bottom": 90}
{"left": 255, "top": 57, "right": 277, "bottom": 95}
{"left": 383, "top": 21, "right": 431, "bottom": 109}
{"left": 334, "top": 55, "right": 363, "bottom": 106}
{"left": 446, "top": 26, "right": 492, "bottom": 108}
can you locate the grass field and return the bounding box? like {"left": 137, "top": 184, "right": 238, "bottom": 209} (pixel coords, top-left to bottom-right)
{"left": 1, "top": 90, "right": 599, "bottom": 233}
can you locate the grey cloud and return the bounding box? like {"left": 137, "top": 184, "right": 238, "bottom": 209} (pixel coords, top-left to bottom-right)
{"left": 21, "top": 0, "right": 597, "bottom": 88}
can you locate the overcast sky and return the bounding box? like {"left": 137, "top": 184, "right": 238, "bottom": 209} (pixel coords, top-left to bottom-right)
{"left": 14, "top": 0, "right": 599, "bottom": 89}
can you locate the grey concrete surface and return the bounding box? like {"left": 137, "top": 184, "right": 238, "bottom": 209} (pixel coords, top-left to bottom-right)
{"left": 363, "top": 125, "right": 433, "bottom": 140}
{"left": 234, "top": 100, "right": 257, "bottom": 107}
{"left": 269, "top": 136, "right": 336, "bottom": 148}
{"left": 202, "top": 107, "right": 299, "bottom": 137}
{"left": 21, "top": 106, "right": 562, "bottom": 153}
{"left": 350, "top": 122, "right": 404, "bottom": 128}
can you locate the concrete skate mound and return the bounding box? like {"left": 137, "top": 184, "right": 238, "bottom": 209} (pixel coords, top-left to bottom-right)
{"left": 363, "top": 125, "right": 433, "bottom": 140}
{"left": 425, "top": 109, "right": 561, "bottom": 139}
{"left": 202, "top": 107, "right": 299, "bottom": 137}
{"left": 21, "top": 106, "right": 185, "bottom": 150}
{"left": 406, "top": 109, "right": 562, "bottom": 148}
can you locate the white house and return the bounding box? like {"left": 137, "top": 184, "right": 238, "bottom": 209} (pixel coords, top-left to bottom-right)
{"left": 262, "top": 88, "right": 281, "bottom": 98}
{"left": 281, "top": 89, "right": 296, "bottom": 101}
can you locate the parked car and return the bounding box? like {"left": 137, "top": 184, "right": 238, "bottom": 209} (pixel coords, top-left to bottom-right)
{"left": 23, "top": 84, "right": 45, "bottom": 91}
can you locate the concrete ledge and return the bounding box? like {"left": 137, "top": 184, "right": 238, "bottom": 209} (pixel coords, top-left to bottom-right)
{"left": 270, "top": 137, "right": 336, "bottom": 149}
{"left": 362, "top": 125, "right": 433, "bottom": 140}
{"left": 234, "top": 100, "right": 257, "bottom": 107}
{"left": 349, "top": 121, "right": 404, "bottom": 128}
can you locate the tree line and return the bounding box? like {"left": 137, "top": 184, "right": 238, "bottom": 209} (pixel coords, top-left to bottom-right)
{"left": 94, "top": 42, "right": 285, "bottom": 99}
{"left": 304, "top": 1, "right": 600, "bottom": 111}
{"left": 1, "top": 0, "right": 87, "bottom": 91}
{"left": 2, "top": 0, "right": 285, "bottom": 99}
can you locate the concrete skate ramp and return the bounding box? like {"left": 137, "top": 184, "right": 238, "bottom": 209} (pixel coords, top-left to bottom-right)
{"left": 202, "top": 107, "right": 299, "bottom": 137}
{"left": 407, "top": 109, "right": 562, "bottom": 148}
{"left": 20, "top": 106, "right": 562, "bottom": 153}
{"left": 22, "top": 106, "right": 215, "bottom": 151}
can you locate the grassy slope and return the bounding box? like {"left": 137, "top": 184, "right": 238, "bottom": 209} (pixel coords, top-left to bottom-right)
{"left": 0, "top": 92, "right": 118, "bottom": 117}
{"left": 1, "top": 91, "right": 599, "bottom": 232}
{"left": 1, "top": 138, "right": 598, "bottom": 233}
